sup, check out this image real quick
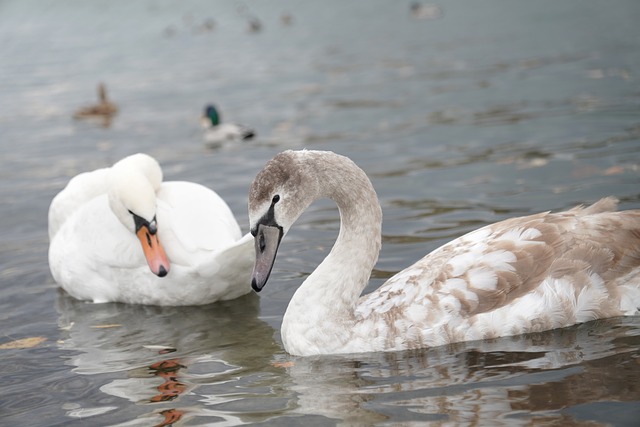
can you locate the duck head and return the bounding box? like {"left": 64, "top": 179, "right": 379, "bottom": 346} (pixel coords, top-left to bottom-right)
{"left": 202, "top": 104, "right": 221, "bottom": 127}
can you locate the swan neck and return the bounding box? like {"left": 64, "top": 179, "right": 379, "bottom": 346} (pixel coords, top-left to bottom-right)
{"left": 298, "top": 155, "right": 382, "bottom": 311}
{"left": 107, "top": 154, "right": 163, "bottom": 227}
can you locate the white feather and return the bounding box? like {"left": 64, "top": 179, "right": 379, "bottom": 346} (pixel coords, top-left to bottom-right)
{"left": 49, "top": 154, "right": 255, "bottom": 305}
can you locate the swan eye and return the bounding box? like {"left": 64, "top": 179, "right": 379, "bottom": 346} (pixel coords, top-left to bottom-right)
{"left": 148, "top": 218, "right": 158, "bottom": 234}
{"left": 272, "top": 194, "right": 280, "bottom": 204}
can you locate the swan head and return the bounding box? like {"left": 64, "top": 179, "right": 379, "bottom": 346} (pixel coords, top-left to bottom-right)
{"left": 248, "top": 150, "right": 324, "bottom": 292}
{"left": 202, "top": 104, "right": 221, "bottom": 127}
{"left": 108, "top": 154, "right": 170, "bottom": 277}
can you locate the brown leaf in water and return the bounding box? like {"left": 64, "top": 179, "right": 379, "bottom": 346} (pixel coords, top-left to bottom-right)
{"left": 91, "top": 324, "right": 122, "bottom": 329}
{"left": 272, "top": 361, "right": 295, "bottom": 368}
{"left": 0, "top": 336, "right": 46, "bottom": 349}
{"left": 603, "top": 165, "right": 624, "bottom": 176}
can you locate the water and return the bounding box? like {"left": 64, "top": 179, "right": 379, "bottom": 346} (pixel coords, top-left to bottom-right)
{"left": 1, "top": 0, "right": 639, "bottom": 425}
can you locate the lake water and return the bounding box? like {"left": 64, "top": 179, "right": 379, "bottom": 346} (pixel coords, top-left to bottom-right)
{"left": 1, "top": 0, "right": 639, "bottom": 425}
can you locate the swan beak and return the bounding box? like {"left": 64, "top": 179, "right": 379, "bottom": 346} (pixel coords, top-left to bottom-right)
{"left": 251, "top": 224, "right": 283, "bottom": 292}
{"left": 136, "top": 225, "right": 170, "bottom": 277}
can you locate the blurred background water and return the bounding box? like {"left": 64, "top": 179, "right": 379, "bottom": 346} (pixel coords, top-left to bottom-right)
{"left": 1, "top": 0, "right": 639, "bottom": 425}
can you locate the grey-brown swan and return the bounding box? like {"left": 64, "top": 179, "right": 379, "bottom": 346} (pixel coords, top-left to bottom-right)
{"left": 248, "top": 150, "right": 640, "bottom": 356}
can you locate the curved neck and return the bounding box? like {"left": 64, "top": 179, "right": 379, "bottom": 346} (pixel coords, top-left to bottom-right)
{"left": 286, "top": 155, "right": 382, "bottom": 324}
{"left": 108, "top": 155, "right": 163, "bottom": 228}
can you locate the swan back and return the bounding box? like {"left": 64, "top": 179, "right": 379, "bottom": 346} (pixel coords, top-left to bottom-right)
{"left": 48, "top": 167, "right": 110, "bottom": 240}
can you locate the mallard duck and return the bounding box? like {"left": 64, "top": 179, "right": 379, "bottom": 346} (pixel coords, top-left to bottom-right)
{"left": 201, "top": 104, "right": 255, "bottom": 148}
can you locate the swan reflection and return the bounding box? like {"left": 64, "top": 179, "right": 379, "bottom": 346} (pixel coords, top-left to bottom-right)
{"left": 281, "top": 317, "right": 640, "bottom": 425}
{"left": 55, "top": 291, "right": 639, "bottom": 425}
{"left": 55, "top": 291, "right": 282, "bottom": 425}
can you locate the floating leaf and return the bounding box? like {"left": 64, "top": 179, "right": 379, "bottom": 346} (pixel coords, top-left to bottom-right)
{"left": 603, "top": 165, "right": 624, "bottom": 176}
{"left": 0, "top": 336, "right": 46, "bottom": 349}
{"left": 91, "top": 324, "right": 122, "bottom": 329}
{"left": 272, "top": 361, "right": 295, "bottom": 368}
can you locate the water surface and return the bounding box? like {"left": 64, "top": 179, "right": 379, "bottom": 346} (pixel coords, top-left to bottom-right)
{"left": 1, "top": 0, "right": 639, "bottom": 425}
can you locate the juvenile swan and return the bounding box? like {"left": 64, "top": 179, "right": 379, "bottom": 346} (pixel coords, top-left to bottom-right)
{"left": 49, "top": 153, "right": 254, "bottom": 305}
{"left": 248, "top": 150, "right": 640, "bottom": 356}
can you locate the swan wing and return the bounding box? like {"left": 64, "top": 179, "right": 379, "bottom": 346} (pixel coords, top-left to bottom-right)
{"left": 49, "top": 195, "right": 149, "bottom": 302}
{"left": 48, "top": 167, "right": 110, "bottom": 240}
{"left": 194, "top": 232, "right": 256, "bottom": 300}
{"left": 360, "top": 198, "right": 640, "bottom": 321}
{"left": 156, "top": 181, "right": 242, "bottom": 265}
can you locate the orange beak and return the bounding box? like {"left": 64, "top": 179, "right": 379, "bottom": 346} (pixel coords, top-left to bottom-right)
{"left": 136, "top": 225, "right": 170, "bottom": 277}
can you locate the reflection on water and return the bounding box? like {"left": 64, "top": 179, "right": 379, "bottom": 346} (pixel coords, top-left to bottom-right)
{"left": 56, "top": 291, "right": 276, "bottom": 374}
{"left": 55, "top": 287, "right": 640, "bottom": 425}
{"left": 280, "top": 319, "right": 640, "bottom": 426}
{"left": 1, "top": 0, "right": 640, "bottom": 425}
{"left": 56, "top": 292, "right": 286, "bottom": 425}
{"left": 102, "top": 359, "right": 190, "bottom": 404}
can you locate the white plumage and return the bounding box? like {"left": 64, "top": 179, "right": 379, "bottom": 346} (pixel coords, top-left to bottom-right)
{"left": 49, "top": 153, "right": 254, "bottom": 305}
{"left": 248, "top": 150, "right": 640, "bottom": 356}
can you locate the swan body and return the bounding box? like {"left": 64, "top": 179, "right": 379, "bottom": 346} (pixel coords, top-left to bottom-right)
{"left": 201, "top": 104, "right": 255, "bottom": 148}
{"left": 248, "top": 150, "right": 640, "bottom": 356}
{"left": 49, "top": 153, "right": 254, "bottom": 305}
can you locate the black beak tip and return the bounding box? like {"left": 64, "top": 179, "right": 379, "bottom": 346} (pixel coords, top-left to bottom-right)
{"left": 251, "top": 278, "right": 263, "bottom": 293}
{"left": 158, "top": 265, "right": 168, "bottom": 278}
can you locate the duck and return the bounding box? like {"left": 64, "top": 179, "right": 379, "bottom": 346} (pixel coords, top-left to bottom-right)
{"left": 48, "top": 153, "right": 255, "bottom": 306}
{"left": 410, "top": 2, "right": 443, "bottom": 20}
{"left": 73, "top": 83, "right": 118, "bottom": 120}
{"left": 247, "top": 16, "right": 262, "bottom": 33}
{"left": 248, "top": 150, "right": 640, "bottom": 356}
{"left": 201, "top": 104, "right": 255, "bottom": 148}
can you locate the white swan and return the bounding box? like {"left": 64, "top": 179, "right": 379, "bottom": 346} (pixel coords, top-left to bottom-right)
{"left": 248, "top": 150, "right": 640, "bottom": 356}
{"left": 49, "top": 153, "right": 254, "bottom": 305}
